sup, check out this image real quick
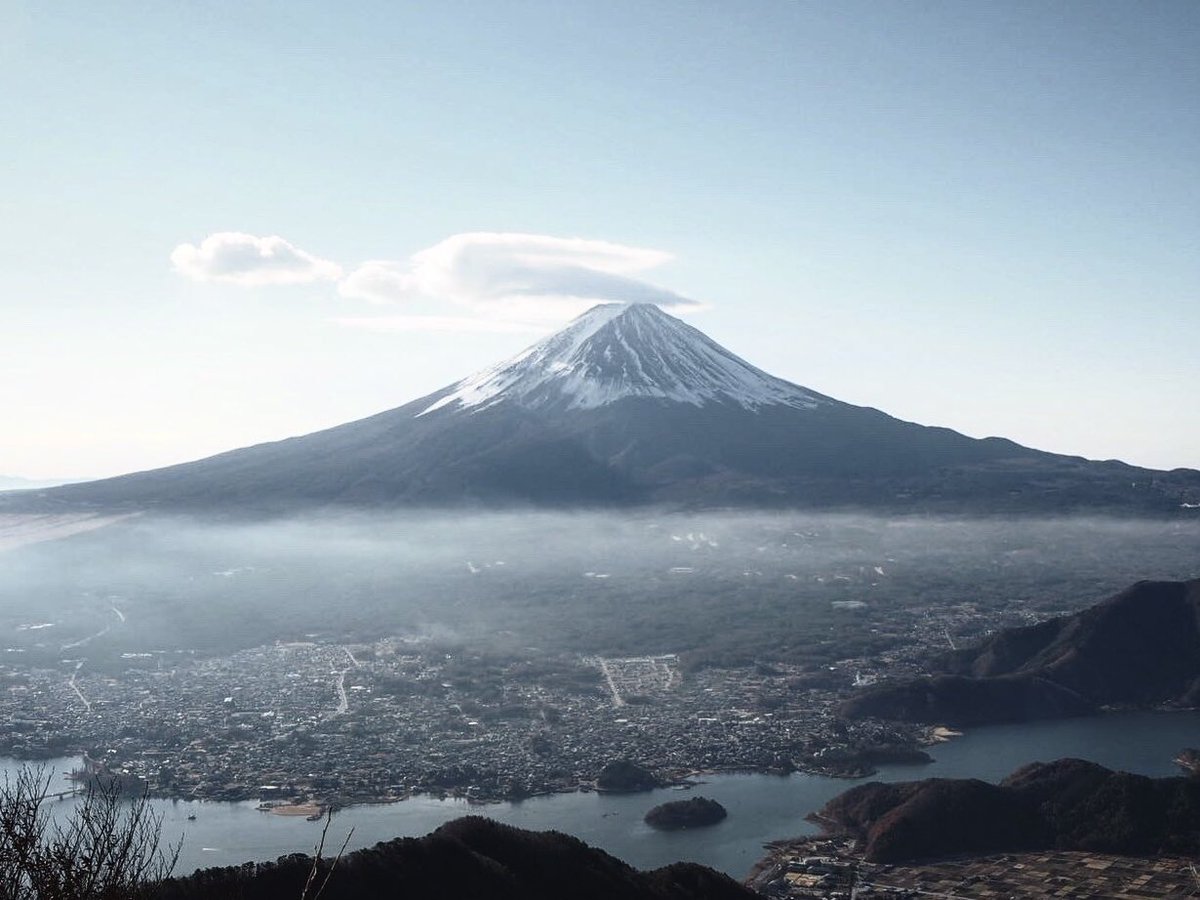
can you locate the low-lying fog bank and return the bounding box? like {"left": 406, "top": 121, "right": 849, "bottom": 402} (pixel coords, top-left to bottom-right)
{"left": 1, "top": 509, "right": 1197, "bottom": 668}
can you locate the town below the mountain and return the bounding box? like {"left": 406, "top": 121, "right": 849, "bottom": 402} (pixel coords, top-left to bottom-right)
{"left": 3, "top": 637, "right": 927, "bottom": 809}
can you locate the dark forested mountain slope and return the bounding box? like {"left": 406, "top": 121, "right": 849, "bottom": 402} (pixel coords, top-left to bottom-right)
{"left": 842, "top": 579, "right": 1200, "bottom": 725}
{"left": 158, "top": 816, "right": 755, "bottom": 900}
{"left": 816, "top": 758, "right": 1200, "bottom": 862}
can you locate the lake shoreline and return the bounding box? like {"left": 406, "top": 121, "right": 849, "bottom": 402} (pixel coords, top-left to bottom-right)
{"left": 6, "top": 707, "right": 1191, "bottom": 814}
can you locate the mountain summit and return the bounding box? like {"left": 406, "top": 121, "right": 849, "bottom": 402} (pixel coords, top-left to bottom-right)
{"left": 8, "top": 303, "right": 1199, "bottom": 513}
{"left": 419, "top": 303, "right": 829, "bottom": 416}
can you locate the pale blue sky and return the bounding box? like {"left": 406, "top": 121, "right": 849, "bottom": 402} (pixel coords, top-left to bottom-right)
{"left": 1, "top": 1, "right": 1197, "bottom": 478}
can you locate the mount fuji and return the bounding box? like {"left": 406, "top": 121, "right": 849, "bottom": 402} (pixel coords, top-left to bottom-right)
{"left": 8, "top": 303, "right": 1199, "bottom": 513}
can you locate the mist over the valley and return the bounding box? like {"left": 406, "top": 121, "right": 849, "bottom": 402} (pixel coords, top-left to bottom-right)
{"left": 2, "top": 510, "right": 1197, "bottom": 673}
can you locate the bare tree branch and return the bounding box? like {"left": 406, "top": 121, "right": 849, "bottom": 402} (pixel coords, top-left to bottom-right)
{"left": 0, "top": 764, "right": 178, "bottom": 900}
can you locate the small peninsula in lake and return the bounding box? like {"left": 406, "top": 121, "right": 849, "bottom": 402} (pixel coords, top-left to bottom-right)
{"left": 597, "top": 759, "right": 660, "bottom": 793}
{"left": 644, "top": 797, "right": 728, "bottom": 831}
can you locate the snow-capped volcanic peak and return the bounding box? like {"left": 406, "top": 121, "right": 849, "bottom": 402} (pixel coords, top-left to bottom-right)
{"left": 419, "top": 303, "right": 830, "bottom": 416}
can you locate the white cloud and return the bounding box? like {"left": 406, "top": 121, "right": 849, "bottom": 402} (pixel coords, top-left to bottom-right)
{"left": 172, "top": 230, "right": 703, "bottom": 333}
{"left": 336, "top": 232, "right": 701, "bottom": 322}
{"left": 171, "top": 232, "right": 342, "bottom": 286}
{"left": 335, "top": 261, "right": 414, "bottom": 305}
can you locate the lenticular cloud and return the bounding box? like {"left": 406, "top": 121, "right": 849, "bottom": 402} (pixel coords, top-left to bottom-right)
{"left": 337, "top": 232, "right": 702, "bottom": 319}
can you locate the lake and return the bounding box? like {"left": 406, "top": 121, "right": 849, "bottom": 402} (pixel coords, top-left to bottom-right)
{"left": 6, "top": 709, "right": 1197, "bottom": 879}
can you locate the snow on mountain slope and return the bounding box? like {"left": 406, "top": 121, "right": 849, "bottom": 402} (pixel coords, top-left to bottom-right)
{"left": 419, "top": 303, "right": 831, "bottom": 416}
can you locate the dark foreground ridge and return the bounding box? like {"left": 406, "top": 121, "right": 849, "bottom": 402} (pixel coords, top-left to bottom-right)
{"left": 842, "top": 578, "right": 1200, "bottom": 726}
{"left": 159, "top": 816, "right": 755, "bottom": 900}
{"left": 815, "top": 757, "right": 1200, "bottom": 863}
